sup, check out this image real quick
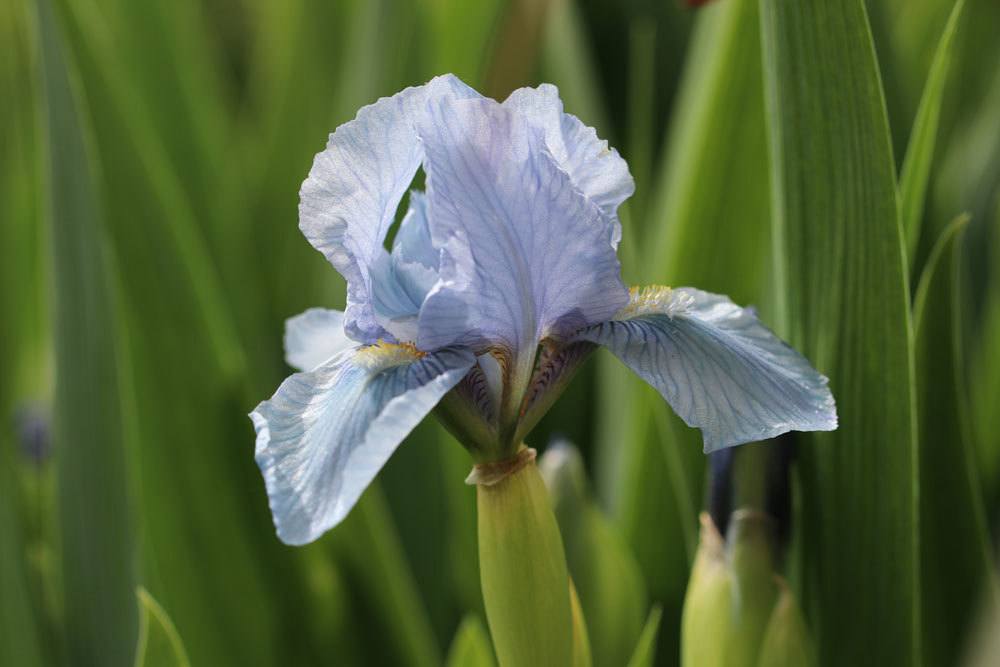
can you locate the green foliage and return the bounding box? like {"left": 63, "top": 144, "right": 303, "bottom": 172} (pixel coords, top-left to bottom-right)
{"left": 0, "top": 447, "right": 44, "bottom": 667}
{"left": 6, "top": 0, "right": 1000, "bottom": 665}
{"left": 626, "top": 606, "right": 663, "bottom": 667}
{"left": 541, "top": 443, "right": 647, "bottom": 667}
{"left": 900, "top": 0, "right": 965, "bottom": 265}
{"left": 760, "top": 1, "right": 919, "bottom": 665}
{"left": 334, "top": 487, "right": 441, "bottom": 667}
{"left": 445, "top": 615, "right": 497, "bottom": 667}
{"left": 0, "top": 4, "right": 46, "bottom": 665}
{"left": 36, "top": 0, "right": 137, "bottom": 664}
{"left": 913, "top": 216, "right": 994, "bottom": 665}
{"left": 134, "top": 588, "right": 191, "bottom": 667}
{"left": 969, "top": 199, "right": 1000, "bottom": 519}
{"left": 756, "top": 586, "right": 816, "bottom": 667}
{"left": 681, "top": 513, "right": 807, "bottom": 667}
{"left": 594, "top": 3, "right": 772, "bottom": 660}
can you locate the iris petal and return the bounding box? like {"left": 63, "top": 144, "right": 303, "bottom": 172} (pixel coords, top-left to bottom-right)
{"left": 574, "top": 287, "right": 837, "bottom": 452}
{"left": 370, "top": 192, "right": 441, "bottom": 342}
{"left": 251, "top": 344, "right": 475, "bottom": 545}
{"left": 503, "top": 84, "right": 634, "bottom": 240}
{"left": 391, "top": 190, "right": 438, "bottom": 271}
{"left": 299, "top": 75, "right": 478, "bottom": 342}
{"left": 284, "top": 308, "right": 354, "bottom": 372}
{"left": 415, "top": 96, "right": 629, "bottom": 361}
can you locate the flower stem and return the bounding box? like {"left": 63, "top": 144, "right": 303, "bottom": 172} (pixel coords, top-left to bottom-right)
{"left": 475, "top": 448, "right": 574, "bottom": 666}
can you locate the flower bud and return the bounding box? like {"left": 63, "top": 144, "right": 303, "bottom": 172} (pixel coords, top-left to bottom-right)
{"left": 682, "top": 511, "right": 814, "bottom": 667}
{"left": 757, "top": 583, "right": 817, "bottom": 667}
{"left": 682, "top": 513, "right": 737, "bottom": 667}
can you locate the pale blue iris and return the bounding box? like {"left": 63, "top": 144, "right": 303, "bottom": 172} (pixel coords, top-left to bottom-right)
{"left": 251, "top": 75, "right": 837, "bottom": 546}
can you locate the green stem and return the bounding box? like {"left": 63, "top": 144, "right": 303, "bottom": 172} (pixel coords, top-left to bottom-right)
{"left": 476, "top": 448, "right": 574, "bottom": 667}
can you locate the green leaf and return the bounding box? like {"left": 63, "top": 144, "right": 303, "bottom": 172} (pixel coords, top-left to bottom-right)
{"left": 625, "top": 18, "right": 656, "bottom": 224}
{"left": 483, "top": 0, "right": 555, "bottom": 99}
{"left": 336, "top": 485, "right": 442, "bottom": 667}
{"left": 0, "top": 480, "right": 44, "bottom": 667}
{"left": 626, "top": 605, "right": 663, "bottom": 667}
{"left": 649, "top": 0, "right": 772, "bottom": 309}
{"left": 0, "top": 6, "right": 47, "bottom": 665}
{"left": 445, "top": 615, "right": 497, "bottom": 667}
{"left": 134, "top": 588, "right": 191, "bottom": 667}
{"left": 540, "top": 442, "right": 647, "bottom": 667}
{"left": 569, "top": 579, "right": 593, "bottom": 667}
{"left": 540, "top": 0, "right": 611, "bottom": 135}
{"left": 0, "top": 0, "right": 48, "bottom": 400}
{"left": 970, "top": 203, "right": 1000, "bottom": 516}
{"left": 899, "top": 0, "right": 966, "bottom": 266}
{"left": 420, "top": 0, "right": 504, "bottom": 85}
{"left": 913, "top": 215, "right": 994, "bottom": 664}
{"left": 36, "top": 0, "right": 137, "bottom": 663}
{"left": 55, "top": 0, "right": 243, "bottom": 381}
{"left": 48, "top": 3, "right": 309, "bottom": 663}
{"left": 760, "top": 1, "right": 919, "bottom": 665}
{"left": 598, "top": 2, "right": 772, "bottom": 659}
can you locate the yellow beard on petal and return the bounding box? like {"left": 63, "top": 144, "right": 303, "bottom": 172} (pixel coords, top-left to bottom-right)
{"left": 616, "top": 285, "right": 689, "bottom": 319}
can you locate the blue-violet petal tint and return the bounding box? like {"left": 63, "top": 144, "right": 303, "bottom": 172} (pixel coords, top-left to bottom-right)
{"left": 284, "top": 308, "right": 354, "bottom": 372}
{"left": 414, "top": 95, "right": 629, "bottom": 363}
{"left": 252, "top": 344, "right": 475, "bottom": 545}
{"left": 298, "top": 75, "right": 478, "bottom": 343}
{"left": 573, "top": 286, "right": 837, "bottom": 452}
{"left": 253, "top": 73, "right": 838, "bottom": 545}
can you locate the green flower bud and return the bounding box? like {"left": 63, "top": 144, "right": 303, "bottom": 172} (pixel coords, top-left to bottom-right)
{"left": 445, "top": 615, "right": 497, "bottom": 667}
{"left": 682, "top": 511, "right": 813, "bottom": 667}
{"left": 757, "top": 583, "right": 816, "bottom": 667}
{"left": 682, "top": 513, "right": 737, "bottom": 667}
{"left": 727, "top": 510, "right": 779, "bottom": 663}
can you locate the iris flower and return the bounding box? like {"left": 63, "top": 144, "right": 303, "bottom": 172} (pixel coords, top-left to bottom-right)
{"left": 251, "top": 75, "right": 837, "bottom": 545}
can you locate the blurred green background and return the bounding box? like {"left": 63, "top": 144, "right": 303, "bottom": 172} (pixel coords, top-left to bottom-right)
{"left": 2, "top": 0, "right": 999, "bottom": 665}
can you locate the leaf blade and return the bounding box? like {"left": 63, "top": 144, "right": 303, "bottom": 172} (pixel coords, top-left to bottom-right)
{"left": 134, "top": 588, "right": 192, "bottom": 667}
{"left": 36, "top": 0, "right": 137, "bottom": 663}
{"left": 913, "top": 215, "right": 994, "bottom": 664}
{"left": 899, "top": 0, "right": 966, "bottom": 266}
{"left": 759, "top": 1, "right": 919, "bottom": 664}
{"left": 626, "top": 605, "right": 663, "bottom": 667}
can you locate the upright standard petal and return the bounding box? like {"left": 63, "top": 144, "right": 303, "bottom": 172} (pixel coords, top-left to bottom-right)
{"left": 299, "top": 75, "right": 478, "bottom": 342}
{"left": 284, "top": 308, "right": 354, "bottom": 372}
{"left": 416, "top": 96, "right": 629, "bottom": 360}
{"left": 251, "top": 344, "right": 475, "bottom": 545}
{"left": 503, "top": 84, "right": 634, "bottom": 230}
{"left": 574, "top": 287, "right": 837, "bottom": 452}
